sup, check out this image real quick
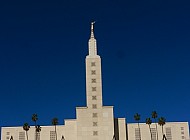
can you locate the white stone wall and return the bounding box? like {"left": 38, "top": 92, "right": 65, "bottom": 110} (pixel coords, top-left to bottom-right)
{"left": 76, "top": 106, "right": 114, "bottom": 140}
{"left": 85, "top": 56, "right": 102, "bottom": 108}
{"left": 127, "top": 122, "right": 189, "bottom": 140}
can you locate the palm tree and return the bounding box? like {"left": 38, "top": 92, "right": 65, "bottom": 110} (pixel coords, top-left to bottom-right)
{"left": 152, "top": 111, "right": 158, "bottom": 140}
{"left": 146, "top": 118, "right": 153, "bottom": 140}
{"left": 158, "top": 117, "right": 167, "bottom": 140}
{"left": 35, "top": 125, "right": 41, "bottom": 140}
{"left": 32, "top": 114, "right": 38, "bottom": 127}
{"left": 134, "top": 113, "right": 141, "bottom": 140}
{"left": 23, "top": 123, "right": 30, "bottom": 140}
{"left": 52, "top": 118, "right": 58, "bottom": 140}
{"left": 32, "top": 114, "right": 38, "bottom": 140}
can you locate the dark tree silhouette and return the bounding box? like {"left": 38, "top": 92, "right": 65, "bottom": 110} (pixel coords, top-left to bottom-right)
{"left": 146, "top": 118, "right": 153, "bottom": 140}
{"left": 134, "top": 113, "right": 141, "bottom": 140}
{"left": 32, "top": 114, "right": 38, "bottom": 140}
{"left": 152, "top": 111, "right": 158, "bottom": 140}
{"left": 52, "top": 118, "right": 59, "bottom": 140}
{"left": 23, "top": 123, "right": 30, "bottom": 140}
{"left": 158, "top": 117, "right": 167, "bottom": 140}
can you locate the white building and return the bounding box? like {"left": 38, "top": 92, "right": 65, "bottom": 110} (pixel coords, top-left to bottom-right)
{"left": 1, "top": 23, "right": 189, "bottom": 140}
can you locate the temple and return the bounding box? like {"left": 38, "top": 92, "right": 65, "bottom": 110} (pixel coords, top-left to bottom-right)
{"left": 1, "top": 23, "right": 189, "bottom": 140}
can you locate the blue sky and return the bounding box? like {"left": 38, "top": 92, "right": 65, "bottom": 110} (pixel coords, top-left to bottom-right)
{"left": 0, "top": 0, "right": 190, "bottom": 128}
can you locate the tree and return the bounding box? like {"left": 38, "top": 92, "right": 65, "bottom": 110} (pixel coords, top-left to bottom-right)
{"left": 146, "top": 118, "right": 153, "bottom": 140}
{"left": 32, "top": 114, "right": 38, "bottom": 127}
{"left": 152, "top": 111, "right": 158, "bottom": 140}
{"left": 52, "top": 118, "right": 58, "bottom": 140}
{"left": 32, "top": 114, "right": 38, "bottom": 140}
{"left": 134, "top": 113, "right": 141, "bottom": 140}
{"left": 158, "top": 117, "right": 167, "bottom": 140}
{"left": 35, "top": 125, "right": 41, "bottom": 140}
{"left": 23, "top": 123, "right": 30, "bottom": 140}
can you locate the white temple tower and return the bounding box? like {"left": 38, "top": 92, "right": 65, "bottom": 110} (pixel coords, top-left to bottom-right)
{"left": 76, "top": 22, "right": 117, "bottom": 140}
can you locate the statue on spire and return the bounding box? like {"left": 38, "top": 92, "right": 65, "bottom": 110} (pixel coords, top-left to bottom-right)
{"left": 91, "top": 21, "right": 95, "bottom": 30}
{"left": 90, "top": 21, "right": 96, "bottom": 38}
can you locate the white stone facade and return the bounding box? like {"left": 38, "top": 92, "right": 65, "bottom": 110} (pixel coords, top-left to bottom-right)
{"left": 127, "top": 122, "right": 189, "bottom": 140}
{"left": 1, "top": 23, "right": 189, "bottom": 140}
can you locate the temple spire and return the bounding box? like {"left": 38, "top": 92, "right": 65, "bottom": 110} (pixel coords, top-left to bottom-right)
{"left": 90, "top": 21, "right": 95, "bottom": 38}
{"left": 88, "top": 21, "right": 98, "bottom": 56}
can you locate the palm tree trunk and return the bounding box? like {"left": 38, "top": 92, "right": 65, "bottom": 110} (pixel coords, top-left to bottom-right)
{"left": 26, "top": 131, "right": 28, "bottom": 140}
{"left": 55, "top": 125, "right": 57, "bottom": 140}
{"left": 35, "top": 122, "right": 37, "bottom": 140}
{"left": 149, "top": 125, "right": 153, "bottom": 140}
{"left": 138, "top": 122, "right": 141, "bottom": 140}
{"left": 154, "top": 119, "right": 158, "bottom": 140}
{"left": 162, "top": 126, "right": 164, "bottom": 140}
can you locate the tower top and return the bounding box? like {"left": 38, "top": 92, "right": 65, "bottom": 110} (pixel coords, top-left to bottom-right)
{"left": 90, "top": 21, "right": 95, "bottom": 39}
{"left": 87, "top": 21, "right": 98, "bottom": 57}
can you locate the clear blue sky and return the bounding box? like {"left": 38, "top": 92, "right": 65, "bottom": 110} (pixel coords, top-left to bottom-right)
{"left": 0, "top": 0, "right": 190, "bottom": 128}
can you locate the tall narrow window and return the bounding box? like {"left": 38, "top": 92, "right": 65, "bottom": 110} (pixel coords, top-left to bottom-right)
{"left": 150, "top": 128, "right": 156, "bottom": 140}
{"left": 35, "top": 133, "right": 40, "bottom": 140}
{"left": 165, "top": 127, "right": 172, "bottom": 140}
{"left": 50, "top": 131, "right": 56, "bottom": 140}
{"left": 135, "top": 128, "right": 141, "bottom": 140}
{"left": 19, "top": 132, "right": 25, "bottom": 140}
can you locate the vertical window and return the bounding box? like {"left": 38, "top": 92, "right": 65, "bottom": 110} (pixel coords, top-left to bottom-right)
{"left": 35, "top": 133, "right": 40, "bottom": 140}
{"left": 92, "top": 104, "right": 97, "bottom": 109}
{"left": 150, "top": 128, "right": 156, "bottom": 140}
{"left": 92, "top": 79, "right": 96, "bottom": 83}
{"left": 92, "top": 96, "right": 97, "bottom": 100}
{"left": 135, "top": 128, "right": 140, "bottom": 140}
{"left": 91, "top": 70, "right": 96, "bottom": 75}
{"left": 165, "top": 127, "right": 172, "bottom": 140}
{"left": 19, "top": 132, "right": 25, "bottom": 140}
{"left": 50, "top": 131, "right": 56, "bottom": 140}
{"left": 91, "top": 62, "right": 96, "bottom": 66}
{"left": 92, "top": 87, "right": 96, "bottom": 91}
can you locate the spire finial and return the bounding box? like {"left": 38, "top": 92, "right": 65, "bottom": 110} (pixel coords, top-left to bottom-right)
{"left": 90, "top": 21, "right": 96, "bottom": 38}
